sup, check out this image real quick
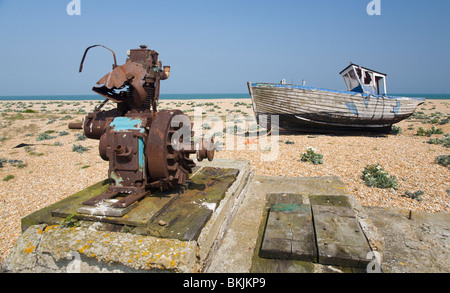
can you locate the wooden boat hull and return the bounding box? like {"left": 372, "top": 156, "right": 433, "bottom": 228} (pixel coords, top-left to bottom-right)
{"left": 248, "top": 82, "right": 425, "bottom": 132}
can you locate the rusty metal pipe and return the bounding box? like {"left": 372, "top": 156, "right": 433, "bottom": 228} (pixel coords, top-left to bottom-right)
{"left": 68, "top": 122, "right": 83, "bottom": 129}
{"left": 195, "top": 138, "right": 215, "bottom": 162}
{"left": 115, "top": 145, "right": 125, "bottom": 154}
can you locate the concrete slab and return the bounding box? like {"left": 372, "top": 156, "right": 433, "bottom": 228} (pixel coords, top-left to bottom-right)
{"left": 5, "top": 159, "right": 388, "bottom": 274}
{"left": 2, "top": 224, "right": 199, "bottom": 273}
{"left": 192, "top": 159, "right": 253, "bottom": 271}
{"left": 364, "top": 207, "right": 450, "bottom": 273}
{"left": 309, "top": 195, "right": 352, "bottom": 208}
{"left": 207, "top": 175, "right": 360, "bottom": 273}
{"left": 4, "top": 159, "right": 252, "bottom": 273}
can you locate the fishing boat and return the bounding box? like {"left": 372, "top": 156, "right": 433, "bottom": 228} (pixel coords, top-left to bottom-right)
{"left": 247, "top": 63, "right": 425, "bottom": 133}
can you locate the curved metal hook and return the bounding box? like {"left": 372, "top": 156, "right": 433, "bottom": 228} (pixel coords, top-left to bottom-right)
{"left": 79, "top": 44, "right": 117, "bottom": 73}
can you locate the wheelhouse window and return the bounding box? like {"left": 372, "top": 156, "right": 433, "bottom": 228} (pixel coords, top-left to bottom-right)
{"left": 363, "top": 71, "right": 373, "bottom": 85}
{"left": 346, "top": 70, "right": 360, "bottom": 90}
{"left": 375, "top": 75, "right": 387, "bottom": 95}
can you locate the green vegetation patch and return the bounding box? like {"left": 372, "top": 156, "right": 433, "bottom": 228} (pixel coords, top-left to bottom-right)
{"left": 3, "top": 174, "right": 15, "bottom": 182}
{"left": 416, "top": 126, "right": 444, "bottom": 137}
{"left": 300, "top": 147, "right": 323, "bottom": 165}
{"left": 426, "top": 134, "right": 449, "bottom": 148}
{"left": 36, "top": 133, "right": 55, "bottom": 141}
{"left": 72, "top": 145, "right": 89, "bottom": 153}
{"left": 362, "top": 164, "right": 399, "bottom": 189}
{"left": 391, "top": 125, "right": 401, "bottom": 135}
{"left": 402, "top": 190, "right": 424, "bottom": 201}
{"left": 435, "top": 155, "right": 450, "bottom": 167}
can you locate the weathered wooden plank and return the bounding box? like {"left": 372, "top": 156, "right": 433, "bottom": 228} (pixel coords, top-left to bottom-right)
{"left": 312, "top": 205, "right": 372, "bottom": 268}
{"left": 22, "top": 179, "right": 112, "bottom": 232}
{"left": 76, "top": 199, "right": 139, "bottom": 217}
{"left": 251, "top": 193, "right": 315, "bottom": 273}
{"left": 260, "top": 207, "right": 316, "bottom": 262}
{"left": 52, "top": 185, "right": 181, "bottom": 227}
{"left": 51, "top": 167, "right": 238, "bottom": 233}
{"left": 250, "top": 255, "right": 315, "bottom": 273}
{"left": 119, "top": 189, "right": 181, "bottom": 226}
{"left": 145, "top": 167, "right": 239, "bottom": 241}
{"left": 259, "top": 193, "right": 317, "bottom": 262}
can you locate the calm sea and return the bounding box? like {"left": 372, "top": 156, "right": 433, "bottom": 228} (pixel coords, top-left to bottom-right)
{"left": 392, "top": 94, "right": 450, "bottom": 100}
{"left": 0, "top": 93, "right": 448, "bottom": 101}
{"left": 0, "top": 93, "right": 251, "bottom": 101}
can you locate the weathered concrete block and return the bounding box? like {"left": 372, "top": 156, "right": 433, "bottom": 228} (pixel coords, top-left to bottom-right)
{"left": 4, "top": 159, "right": 253, "bottom": 273}
{"left": 2, "top": 224, "right": 199, "bottom": 273}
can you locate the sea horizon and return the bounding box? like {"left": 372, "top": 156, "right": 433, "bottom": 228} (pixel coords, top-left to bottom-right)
{"left": 0, "top": 93, "right": 250, "bottom": 101}
{"left": 0, "top": 93, "right": 449, "bottom": 101}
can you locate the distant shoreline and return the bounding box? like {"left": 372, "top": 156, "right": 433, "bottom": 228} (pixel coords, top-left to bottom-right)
{"left": 0, "top": 93, "right": 251, "bottom": 101}
{"left": 0, "top": 94, "right": 449, "bottom": 101}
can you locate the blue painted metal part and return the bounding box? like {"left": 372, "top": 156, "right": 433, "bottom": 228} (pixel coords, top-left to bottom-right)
{"left": 110, "top": 117, "right": 146, "bottom": 133}
{"left": 110, "top": 116, "right": 146, "bottom": 173}
{"left": 138, "top": 137, "right": 144, "bottom": 172}
{"left": 111, "top": 171, "right": 124, "bottom": 187}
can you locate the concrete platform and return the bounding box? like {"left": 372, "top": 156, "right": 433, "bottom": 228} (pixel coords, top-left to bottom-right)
{"left": 365, "top": 207, "right": 450, "bottom": 273}
{"left": 2, "top": 159, "right": 393, "bottom": 274}
{"left": 2, "top": 159, "right": 253, "bottom": 273}
{"left": 51, "top": 166, "right": 242, "bottom": 242}
{"left": 207, "top": 175, "right": 377, "bottom": 273}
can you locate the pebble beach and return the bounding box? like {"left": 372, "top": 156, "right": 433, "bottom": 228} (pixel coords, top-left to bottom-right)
{"left": 0, "top": 98, "right": 449, "bottom": 266}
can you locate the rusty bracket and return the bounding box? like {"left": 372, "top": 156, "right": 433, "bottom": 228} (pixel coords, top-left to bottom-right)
{"left": 79, "top": 44, "right": 118, "bottom": 73}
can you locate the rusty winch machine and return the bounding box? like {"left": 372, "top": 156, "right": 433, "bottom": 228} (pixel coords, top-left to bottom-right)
{"left": 73, "top": 44, "right": 214, "bottom": 209}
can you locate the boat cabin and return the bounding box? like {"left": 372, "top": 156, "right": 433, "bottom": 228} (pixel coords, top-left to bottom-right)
{"left": 340, "top": 63, "right": 387, "bottom": 96}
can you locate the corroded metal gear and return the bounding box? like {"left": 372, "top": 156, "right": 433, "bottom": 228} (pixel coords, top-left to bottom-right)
{"left": 147, "top": 110, "right": 197, "bottom": 189}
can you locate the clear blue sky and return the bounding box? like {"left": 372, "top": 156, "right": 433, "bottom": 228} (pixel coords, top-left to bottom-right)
{"left": 0, "top": 0, "right": 449, "bottom": 96}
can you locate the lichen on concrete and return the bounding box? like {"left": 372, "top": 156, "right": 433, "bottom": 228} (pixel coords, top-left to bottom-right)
{"left": 3, "top": 224, "right": 199, "bottom": 273}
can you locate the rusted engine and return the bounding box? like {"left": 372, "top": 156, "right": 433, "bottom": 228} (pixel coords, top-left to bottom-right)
{"left": 74, "top": 45, "right": 214, "bottom": 209}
